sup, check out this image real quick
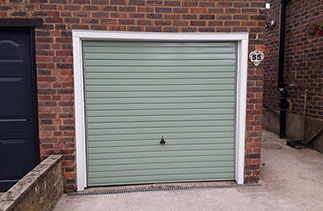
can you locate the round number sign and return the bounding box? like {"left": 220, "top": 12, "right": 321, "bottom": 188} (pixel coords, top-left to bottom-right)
{"left": 249, "top": 50, "right": 264, "bottom": 66}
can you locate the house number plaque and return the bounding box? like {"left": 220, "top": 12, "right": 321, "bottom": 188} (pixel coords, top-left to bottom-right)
{"left": 249, "top": 50, "right": 264, "bottom": 66}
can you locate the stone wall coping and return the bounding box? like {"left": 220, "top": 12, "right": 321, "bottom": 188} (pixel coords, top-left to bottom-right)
{"left": 0, "top": 155, "right": 63, "bottom": 211}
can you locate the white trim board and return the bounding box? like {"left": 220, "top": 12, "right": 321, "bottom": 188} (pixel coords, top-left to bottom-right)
{"left": 73, "top": 31, "right": 249, "bottom": 191}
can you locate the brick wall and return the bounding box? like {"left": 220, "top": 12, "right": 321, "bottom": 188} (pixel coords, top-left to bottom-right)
{"left": 264, "top": 0, "right": 323, "bottom": 119}
{"left": 0, "top": 0, "right": 265, "bottom": 190}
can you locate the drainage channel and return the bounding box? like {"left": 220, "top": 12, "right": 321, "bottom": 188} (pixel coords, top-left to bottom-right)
{"left": 69, "top": 184, "right": 261, "bottom": 196}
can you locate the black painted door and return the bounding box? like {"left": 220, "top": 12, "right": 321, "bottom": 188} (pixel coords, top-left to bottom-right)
{"left": 0, "top": 28, "right": 38, "bottom": 191}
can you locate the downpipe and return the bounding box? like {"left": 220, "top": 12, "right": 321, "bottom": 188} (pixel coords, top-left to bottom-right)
{"left": 279, "top": 87, "right": 288, "bottom": 138}
{"left": 278, "top": 0, "right": 288, "bottom": 138}
{"left": 302, "top": 89, "right": 309, "bottom": 143}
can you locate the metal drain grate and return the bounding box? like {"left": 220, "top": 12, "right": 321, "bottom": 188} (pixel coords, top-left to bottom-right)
{"left": 69, "top": 184, "right": 261, "bottom": 196}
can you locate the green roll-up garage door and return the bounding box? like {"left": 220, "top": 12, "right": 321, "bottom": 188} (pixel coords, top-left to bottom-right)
{"left": 83, "top": 41, "right": 237, "bottom": 187}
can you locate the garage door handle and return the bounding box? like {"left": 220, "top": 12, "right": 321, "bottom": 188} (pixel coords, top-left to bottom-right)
{"left": 160, "top": 136, "right": 166, "bottom": 145}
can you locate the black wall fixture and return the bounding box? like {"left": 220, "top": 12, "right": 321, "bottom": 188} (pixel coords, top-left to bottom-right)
{"left": 278, "top": 0, "right": 288, "bottom": 138}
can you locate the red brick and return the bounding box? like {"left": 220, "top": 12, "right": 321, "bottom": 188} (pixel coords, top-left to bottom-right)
{"left": 217, "top": 15, "right": 232, "bottom": 20}
{"left": 208, "top": 21, "right": 223, "bottom": 26}
{"left": 163, "top": 27, "right": 178, "bottom": 32}
{"left": 137, "top": 20, "right": 152, "bottom": 25}
{"left": 251, "top": 2, "right": 265, "bottom": 8}
{"left": 129, "top": 13, "right": 144, "bottom": 18}
{"left": 164, "top": 1, "right": 180, "bottom": 6}
{"left": 119, "top": 6, "right": 136, "bottom": 12}
{"left": 129, "top": 0, "right": 145, "bottom": 6}
{"left": 198, "top": 27, "right": 214, "bottom": 32}
{"left": 92, "top": 0, "right": 108, "bottom": 4}
{"left": 233, "top": 15, "right": 249, "bottom": 20}
{"left": 208, "top": 8, "right": 223, "bottom": 14}
{"left": 199, "top": 2, "right": 215, "bottom": 7}
{"left": 190, "top": 21, "right": 206, "bottom": 26}
{"left": 173, "top": 21, "right": 188, "bottom": 26}
{"left": 216, "top": 27, "right": 232, "bottom": 32}
{"left": 217, "top": 2, "right": 232, "bottom": 7}
{"left": 155, "top": 7, "right": 172, "bottom": 13}
{"left": 145, "top": 26, "right": 162, "bottom": 32}
{"left": 146, "top": 13, "right": 162, "bottom": 19}
{"left": 164, "top": 14, "right": 180, "bottom": 19}
{"left": 92, "top": 12, "right": 109, "bottom": 18}
{"left": 183, "top": 1, "right": 198, "bottom": 7}
{"left": 234, "top": 2, "right": 249, "bottom": 8}
{"left": 225, "top": 8, "right": 241, "bottom": 14}
{"left": 182, "top": 27, "right": 197, "bottom": 32}
{"left": 183, "top": 14, "right": 197, "bottom": 20}
{"left": 155, "top": 20, "right": 171, "bottom": 25}
{"left": 190, "top": 8, "right": 207, "bottom": 13}
{"left": 119, "top": 19, "right": 134, "bottom": 25}
{"left": 173, "top": 8, "right": 187, "bottom": 13}
{"left": 83, "top": 5, "right": 97, "bottom": 10}
{"left": 103, "top": 6, "right": 117, "bottom": 11}
{"left": 225, "top": 21, "right": 240, "bottom": 26}
{"left": 200, "top": 14, "right": 215, "bottom": 20}
{"left": 110, "top": 0, "right": 125, "bottom": 5}
{"left": 137, "top": 7, "right": 153, "bottom": 12}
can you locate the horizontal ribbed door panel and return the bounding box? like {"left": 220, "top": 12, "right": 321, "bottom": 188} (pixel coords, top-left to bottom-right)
{"left": 83, "top": 41, "right": 237, "bottom": 187}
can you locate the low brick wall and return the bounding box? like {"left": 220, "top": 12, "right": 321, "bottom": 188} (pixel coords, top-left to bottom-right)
{"left": 0, "top": 155, "right": 63, "bottom": 211}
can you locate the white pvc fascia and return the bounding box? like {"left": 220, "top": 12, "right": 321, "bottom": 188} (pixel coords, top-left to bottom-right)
{"left": 73, "top": 31, "right": 249, "bottom": 191}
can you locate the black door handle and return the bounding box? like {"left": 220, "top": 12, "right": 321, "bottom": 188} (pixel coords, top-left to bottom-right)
{"left": 160, "top": 136, "right": 166, "bottom": 145}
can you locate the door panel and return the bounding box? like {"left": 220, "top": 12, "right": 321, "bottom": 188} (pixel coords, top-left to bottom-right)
{"left": 83, "top": 41, "right": 237, "bottom": 187}
{"left": 0, "top": 28, "right": 38, "bottom": 191}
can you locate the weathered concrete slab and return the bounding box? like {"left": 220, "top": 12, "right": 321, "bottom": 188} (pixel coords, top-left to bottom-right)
{"left": 54, "top": 130, "right": 323, "bottom": 211}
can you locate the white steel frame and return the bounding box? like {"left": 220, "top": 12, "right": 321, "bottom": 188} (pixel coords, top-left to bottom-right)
{"left": 72, "top": 31, "right": 249, "bottom": 191}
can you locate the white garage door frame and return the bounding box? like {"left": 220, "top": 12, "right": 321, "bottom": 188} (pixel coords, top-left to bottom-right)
{"left": 72, "top": 30, "right": 249, "bottom": 191}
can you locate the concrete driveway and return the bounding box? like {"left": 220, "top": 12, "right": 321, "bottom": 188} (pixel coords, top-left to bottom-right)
{"left": 54, "top": 130, "right": 323, "bottom": 211}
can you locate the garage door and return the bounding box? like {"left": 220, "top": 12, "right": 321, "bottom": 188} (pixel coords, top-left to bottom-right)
{"left": 83, "top": 41, "right": 237, "bottom": 187}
